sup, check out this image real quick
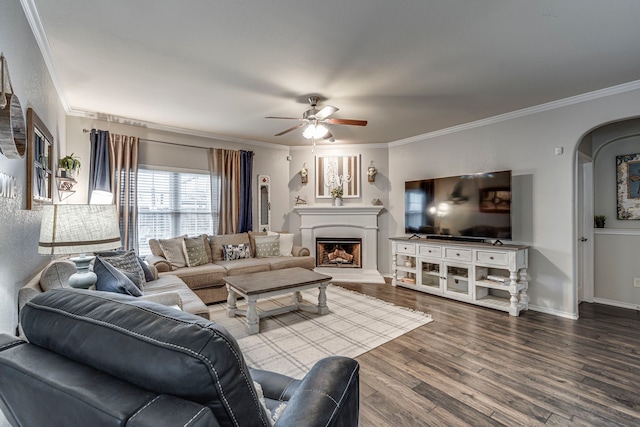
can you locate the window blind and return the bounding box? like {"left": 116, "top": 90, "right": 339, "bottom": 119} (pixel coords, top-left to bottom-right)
{"left": 137, "top": 168, "right": 214, "bottom": 256}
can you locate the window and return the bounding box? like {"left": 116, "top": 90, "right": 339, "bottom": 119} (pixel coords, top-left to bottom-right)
{"left": 137, "top": 168, "right": 215, "bottom": 257}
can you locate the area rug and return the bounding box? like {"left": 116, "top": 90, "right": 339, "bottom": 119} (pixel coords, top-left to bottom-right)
{"left": 209, "top": 284, "right": 432, "bottom": 378}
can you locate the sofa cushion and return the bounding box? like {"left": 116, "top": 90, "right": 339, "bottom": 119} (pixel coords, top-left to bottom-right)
{"left": 93, "top": 257, "right": 143, "bottom": 297}
{"left": 267, "top": 231, "right": 294, "bottom": 256}
{"left": 255, "top": 235, "right": 280, "bottom": 258}
{"left": 214, "top": 258, "right": 271, "bottom": 276}
{"left": 144, "top": 274, "right": 210, "bottom": 319}
{"left": 248, "top": 231, "right": 267, "bottom": 258}
{"left": 20, "top": 289, "right": 271, "bottom": 427}
{"left": 161, "top": 263, "right": 227, "bottom": 290}
{"left": 158, "top": 236, "right": 188, "bottom": 269}
{"left": 210, "top": 233, "right": 250, "bottom": 261}
{"left": 182, "top": 235, "right": 208, "bottom": 267}
{"left": 223, "top": 243, "right": 251, "bottom": 261}
{"left": 98, "top": 250, "right": 146, "bottom": 290}
{"left": 264, "top": 255, "right": 317, "bottom": 271}
{"left": 39, "top": 260, "right": 76, "bottom": 291}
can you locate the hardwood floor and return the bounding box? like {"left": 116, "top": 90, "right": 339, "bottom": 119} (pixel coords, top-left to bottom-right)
{"left": 334, "top": 282, "right": 640, "bottom": 426}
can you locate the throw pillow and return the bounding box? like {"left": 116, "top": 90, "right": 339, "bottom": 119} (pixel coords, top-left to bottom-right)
{"left": 267, "top": 231, "right": 294, "bottom": 256}
{"left": 98, "top": 250, "right": 146, "bottom": 291}
{"left": 95, "top": 250, "right": 155, "bottom": 283}
{"left": 93, "top": 256, "right": 143, "bottom": 297}
{"left": 255, "top": 234, "right": 280, "bottom": 258}
{"left": 222, "top": 243, "right": 251, "bottom": 261}
{"left": 39, "top": 261, "right": 76, "bottom": 291}
{"left": 183, "top": 236, "right": 208, "bottom": 267}
{"left": 158, "top": 236, "right": 188, "bottom": 269}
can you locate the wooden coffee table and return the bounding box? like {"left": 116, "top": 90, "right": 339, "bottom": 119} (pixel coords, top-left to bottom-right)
{"left": 224, "top": 267, "right": 332, "bottom": 335}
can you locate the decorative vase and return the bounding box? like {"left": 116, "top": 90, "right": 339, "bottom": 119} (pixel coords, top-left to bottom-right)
{"left": 333, "top": 197, "right": 342, "bottom": 206}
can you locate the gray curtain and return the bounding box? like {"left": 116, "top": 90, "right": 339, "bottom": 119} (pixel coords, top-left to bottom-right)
{"left": 238, "top": 150, "right": 253, "bottom": 233}
{"left": 88, "top": 129, "right": 111, "bottom": 203}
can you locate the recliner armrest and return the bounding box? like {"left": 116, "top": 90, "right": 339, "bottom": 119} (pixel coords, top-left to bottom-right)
{"left": 271, "top": 356, "right": 359, "bottom": 427}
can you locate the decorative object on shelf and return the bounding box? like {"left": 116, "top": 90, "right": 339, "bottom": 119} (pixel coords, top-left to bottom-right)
{"left": 295, "top": 195, "right": 307, "bottom": 206}
{"left": 0, "top": 53, "right": 26, "bottom": 159}
{"left": 58, "top": 153, "right": 82, "bottom": 179}
{"left": 594, "top": 215, "right": 606, "bottom": 228}
{"left": 367, "top": 161, "right": 377, "bottom": 182}
{"left": 299, "top": 163, "right": 308, "bottom": 184}
{"left": 38, "top": 204, "right": 122, "bottom": 289}
{"left": 316, "top": 154, "right": 360, "bottom": 199}
{"left": 55, "top": 176, "right": 77, "bottom": 202}
{"left": 331, "top": 186, "right": 343, "bottom": 206}
{"left": 26, "top": 108, "right": 53, "bottom": 210}
{"left": 371, "top": 198, "right": 383, "bottom": 206}
{"left": 616, "top": 153, "right": 640, "bottom": 220}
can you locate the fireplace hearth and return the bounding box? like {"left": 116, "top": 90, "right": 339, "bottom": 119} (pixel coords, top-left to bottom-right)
{"left": 316, "top": 238, "right": 362, "bottom": 268}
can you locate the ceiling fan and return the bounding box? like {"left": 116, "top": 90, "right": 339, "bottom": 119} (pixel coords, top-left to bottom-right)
{"left": 266, "top": 96, "right": 367, "bottom": 140}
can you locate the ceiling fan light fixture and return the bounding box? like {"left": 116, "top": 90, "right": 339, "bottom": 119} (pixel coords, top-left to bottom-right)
{"left": 303, "top": 123, "right": 329, "bottom": 139}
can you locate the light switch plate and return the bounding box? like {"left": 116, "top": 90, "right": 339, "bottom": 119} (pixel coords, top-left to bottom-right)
{"left": 634, "top": 277, "right": 640, "bottom": 288}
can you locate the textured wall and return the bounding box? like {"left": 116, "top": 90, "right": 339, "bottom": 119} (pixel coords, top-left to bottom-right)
{"left": 0, "top": 1, "right": 66, "bottom": 338}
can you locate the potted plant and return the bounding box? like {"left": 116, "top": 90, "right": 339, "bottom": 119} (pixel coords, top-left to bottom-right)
{"left": 58, "top": 153, "right": 81, "bottom": 178}
{"left": 330, "top": 186, "right": 343, "bottom": 206}
{"left": 594, "top": 215, "right": 606, "bottom": 228}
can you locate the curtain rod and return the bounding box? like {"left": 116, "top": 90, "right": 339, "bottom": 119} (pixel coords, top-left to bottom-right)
{"left": 83, "top": 129, "right": 252, "bottom": 152}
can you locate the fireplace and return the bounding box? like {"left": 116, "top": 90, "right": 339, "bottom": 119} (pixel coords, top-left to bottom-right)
{"left": 316, "top": 238, "right": 362, "bottom": 268}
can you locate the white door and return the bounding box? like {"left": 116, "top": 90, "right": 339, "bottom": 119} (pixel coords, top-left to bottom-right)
{"left": 577, "top": 153, "right": 594, "bottom": 308}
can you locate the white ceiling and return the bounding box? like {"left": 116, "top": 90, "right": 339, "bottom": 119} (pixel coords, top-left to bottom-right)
{"left": 27, "top": 0, "right": 640, "bottom": 146}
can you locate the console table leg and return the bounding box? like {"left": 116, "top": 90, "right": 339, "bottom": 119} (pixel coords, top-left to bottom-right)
{"left": 317, "top": 283, "right": 329, "bottom": 315}
{"left": 246, "top": 297, "right": 259, "bottom": 335}
{"left": 226, "top": 285, "right": 237, "bottom": 317}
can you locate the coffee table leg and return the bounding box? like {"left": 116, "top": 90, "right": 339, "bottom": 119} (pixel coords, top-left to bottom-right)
{"left": 246, "top": 296, "right": 259, "bottom": 335}
{"left": 226, "top": 285, "right": 237, "bottom": 317}
{"left": 317, "top": 283, "right": 329, "bottom": 315}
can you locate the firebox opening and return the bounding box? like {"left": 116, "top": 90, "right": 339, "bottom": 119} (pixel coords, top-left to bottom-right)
{"left": 316, "top": 238, "right": 362, "bottom": 268}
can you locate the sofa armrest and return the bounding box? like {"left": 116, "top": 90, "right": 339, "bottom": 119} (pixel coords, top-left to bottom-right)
{"left": 140, "top": 292, "right": 183, "bottom": 310}
{"left": 145, "top": 255, "right": 172, "bottom": 273}
{"left": 272, "top": 356, "right": 359, "bottom": 427}
{"left": 291, "top": 246, "right": 310, "bottom": 257}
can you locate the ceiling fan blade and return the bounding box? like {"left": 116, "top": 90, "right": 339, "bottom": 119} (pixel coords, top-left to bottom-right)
{"left": 265, "top": 116, "right": 303, "bottom": 120}
{"left": 326, "top": 118, "right": 368, "bottom": 126}
{"left": 316, "top": 105, "right": 338, "bottom": 119}
{"left": 275, "top": 123, "right": 305, "bottom": 136}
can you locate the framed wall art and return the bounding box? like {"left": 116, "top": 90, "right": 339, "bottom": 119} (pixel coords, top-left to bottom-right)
{"left": 315, "top": 154, "right": 360, "bottom": 199}
{"left": 616, "top": 153, "right": 640, "bottom": 220}
{"left": 26, "top": 108, "right": 53, "bottom": 210}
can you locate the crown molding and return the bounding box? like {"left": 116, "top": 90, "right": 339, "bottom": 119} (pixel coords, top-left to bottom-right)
{"left": 20, "top": 0, "right": 70, "bottom": 111}
{"left": 389, "top": 79, "right": 640, "bottom": 147}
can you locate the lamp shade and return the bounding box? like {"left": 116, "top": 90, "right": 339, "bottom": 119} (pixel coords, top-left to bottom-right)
{"left": 38, "top": 204, "right": 122, "bottom": 255}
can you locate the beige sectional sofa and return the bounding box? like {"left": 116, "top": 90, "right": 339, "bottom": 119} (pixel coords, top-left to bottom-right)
{"left": 19, "top": 260, "right": 210, "bottom": 322}
{"left": 146, "top": 231, "right": 316, "bottom": 304}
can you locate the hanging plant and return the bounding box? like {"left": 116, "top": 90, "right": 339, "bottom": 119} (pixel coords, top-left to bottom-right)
{"left": 58, "top": 153, "right": 81, "bottom": 173}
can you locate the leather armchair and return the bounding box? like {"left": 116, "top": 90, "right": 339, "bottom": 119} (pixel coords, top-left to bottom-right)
{"left": 0, "top": 289, "right": 359, "bottom": 427}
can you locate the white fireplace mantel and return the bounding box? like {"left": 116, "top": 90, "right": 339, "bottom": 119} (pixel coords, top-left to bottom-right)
{"left": 295, "top": 205, "right": 384, "bottom": 283}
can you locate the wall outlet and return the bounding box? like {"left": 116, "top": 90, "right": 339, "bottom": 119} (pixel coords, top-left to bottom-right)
{"left": 634, "top": 277, "right": 640, "bottom": 288}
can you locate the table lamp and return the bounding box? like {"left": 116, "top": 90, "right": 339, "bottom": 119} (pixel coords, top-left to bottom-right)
{"left": 38, "top": 204, "right": 122, "bottom": 288}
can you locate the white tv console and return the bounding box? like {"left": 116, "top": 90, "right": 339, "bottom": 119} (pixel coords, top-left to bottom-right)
{"left": 390, "top": 237, "right": 529, "bottom": 316}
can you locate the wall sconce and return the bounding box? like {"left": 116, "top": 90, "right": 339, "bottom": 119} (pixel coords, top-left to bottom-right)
{"left": 299, "top": 163, "right": 309, "bottom": 184}
{"left": 367, "top": 161, "right": 377, "bottom": 182}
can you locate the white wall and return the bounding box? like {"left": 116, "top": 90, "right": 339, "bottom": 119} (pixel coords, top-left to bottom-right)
{"left": 590, "top": 119, "right": 640, "bottom": 307}
{"left": 388, "top": 89, "right": 640, "bottom": 318}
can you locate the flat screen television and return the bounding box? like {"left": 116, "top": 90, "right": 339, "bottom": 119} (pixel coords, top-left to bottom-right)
{"left": 404, "top": 170, "right": 512, "bottom": 241}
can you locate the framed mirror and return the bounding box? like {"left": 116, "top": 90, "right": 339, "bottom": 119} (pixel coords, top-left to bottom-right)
{"left": 257, "top": 174, "right": 271, "bottom": 232}
{"left": 26, "top": 108, "right": 53, "bottom": 210}
{"left": 315, "top": 154, "right": 360, "bottom": 199}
